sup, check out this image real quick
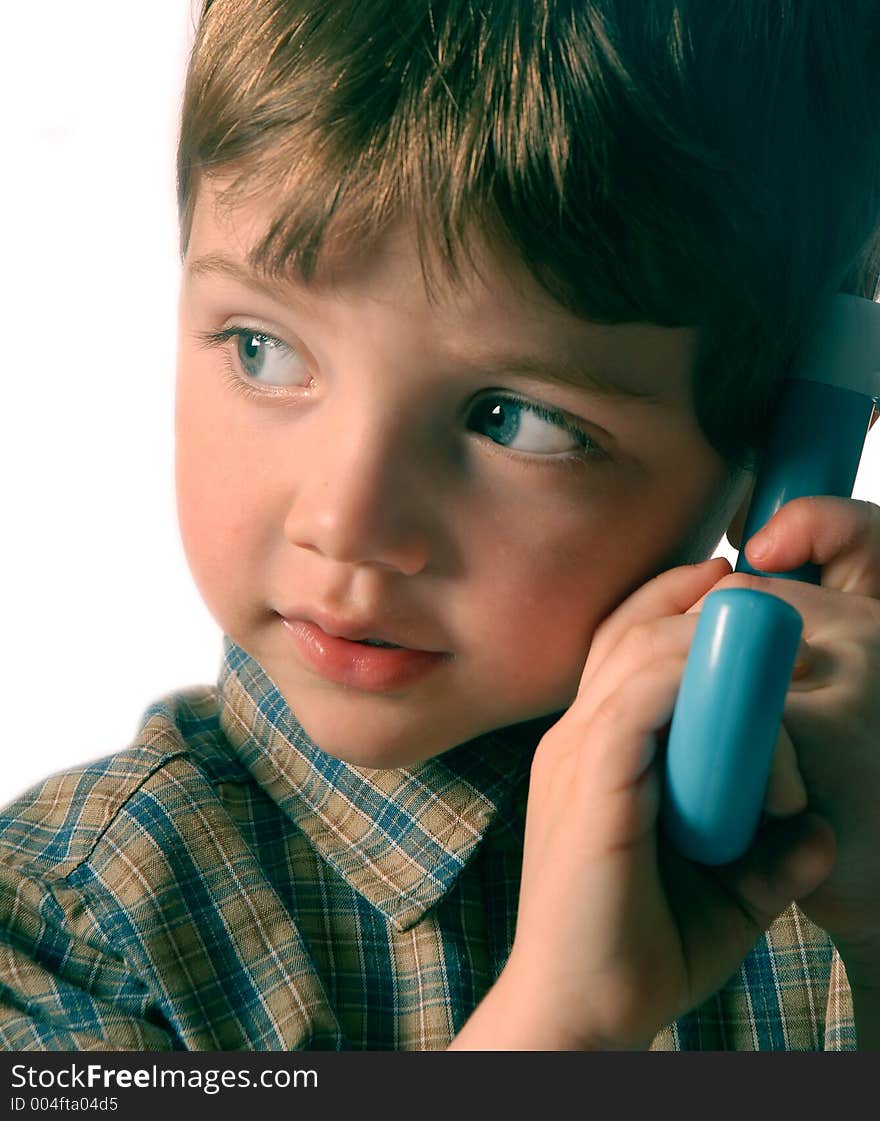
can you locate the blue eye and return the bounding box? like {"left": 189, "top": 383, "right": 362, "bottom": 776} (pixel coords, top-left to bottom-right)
{"left": 198, "top": 326, "right": 310, "bottom": 389}
{"left": 233, "top": 330, "right": 308, "bottom": 386}
{"left": 467, "top": 395, "right": 594, "bottom": 456}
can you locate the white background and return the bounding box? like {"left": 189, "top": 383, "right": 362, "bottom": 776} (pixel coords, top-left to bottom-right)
{"left": 1, "top": 3, "right": 878, "bottom": 805}
{"left": 2, "top": 2, "right": 220, "bottom": 805}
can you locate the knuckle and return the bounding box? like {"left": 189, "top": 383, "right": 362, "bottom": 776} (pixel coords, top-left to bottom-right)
{"left": 621, "top": 619, "right": 659, "bottom": 656}
{"left": 771, "top": 495, "right": 817, "bottom": 526}
{"left": 530, "top": 739, "right": 570, "bottom": 788}
{"left": 845, "top": 634, "right": 879, "bottom": 689}
{"left": 862, "top": 595, "right": 880, "bottom": 626}
{"left": 859, "top": 498, "right": 880, "bottom": 533}
{"left": 713, "top": 571, "right": 767, "bottom": 595}
{"left": 592, "top": 653, "right": 682, "bottom": 732}
{"left": 591, "top": 617, "right": 664, "bottom": 672}
{"left": 589, "top": 614, "right": 615, "bottom": 654}
{"left": 821, "top": 641, "right": 877, "bottom": 730}
{"left": 530, "top": 726, "right": 575, "bottom": 786}
{"left": 592, "top": 687, "right": 632, "bottom": 730}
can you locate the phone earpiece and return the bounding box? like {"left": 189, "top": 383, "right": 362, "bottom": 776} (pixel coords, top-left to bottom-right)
{"left": 662, "top": 294, "right": 880, "bottom": 865}
{"left": 735, "top": 378, "right": 875, "bottom": 584}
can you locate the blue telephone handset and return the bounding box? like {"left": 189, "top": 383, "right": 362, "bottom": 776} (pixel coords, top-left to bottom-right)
{"left": 661, "top": 294, "right": 880, "bottom": 865}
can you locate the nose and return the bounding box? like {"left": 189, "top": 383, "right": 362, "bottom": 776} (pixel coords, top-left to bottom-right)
{"left": 283, "top": 414, "right": 434, "bottom": 576}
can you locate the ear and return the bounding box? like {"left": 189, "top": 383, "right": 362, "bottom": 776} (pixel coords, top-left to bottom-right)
{"left": 724, "top": 480, "right": 755, "bottom": 551}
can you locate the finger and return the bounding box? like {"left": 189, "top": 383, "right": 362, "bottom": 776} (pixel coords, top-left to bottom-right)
{"left": 720, "top": 813, "right": 836, "bottom": 923}
{"left": 574, "top": 614, "right": 698, "bottom": 718}
{"left": 578, "top": 654, "right": 685, "bottom": 797}
{"left": 659, "top": 814, "right": 835, "bottom": 1009}
{"left": 684, "top": 568, "right": 854, "bottom": 641}
{"left": 579, "top": 556, "right": 732, "bottom": 693}
{"left": 762, "top": 724, "right": 807, "bottom": 818}
{"left": 539, "top": 653, "right": 686, "bottom": 830}
{"left": 683, "top": 572, "right": 819, "bottom": 660}
{"left": 744, "top": 497, "right": 880, "bottom": 596}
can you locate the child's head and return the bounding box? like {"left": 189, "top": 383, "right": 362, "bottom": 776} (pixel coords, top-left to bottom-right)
{"left": 173, "top": 0, "right": 880, "bottom": 766}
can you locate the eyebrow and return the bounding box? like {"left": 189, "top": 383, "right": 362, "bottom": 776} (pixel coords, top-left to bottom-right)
{"left": 455, "top": 350, "right": 659, "bottom": 401}
{"left": 187, "top": 251, "right": 660, "bottom": 402}
{"left": 187, "top": 252, "right": 299, "bottom": 304}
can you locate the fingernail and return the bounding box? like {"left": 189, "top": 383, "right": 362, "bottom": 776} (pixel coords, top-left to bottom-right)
{"left": 791, "top": 639, "right": 813, "bottom": 679}
{"left": 748, "top": 530, "right": 773, "bottom": 561}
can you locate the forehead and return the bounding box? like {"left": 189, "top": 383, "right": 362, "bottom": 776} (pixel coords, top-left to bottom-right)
{"left": 184, "top": 178, "right": 700, "bottom": 404}
{"left": 188, "top": 176, "right": 562, "bottom": 313}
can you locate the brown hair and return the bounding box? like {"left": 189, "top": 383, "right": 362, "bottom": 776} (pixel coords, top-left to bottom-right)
{"left": 177, "top": 0, "right": 880, "bottom": 467}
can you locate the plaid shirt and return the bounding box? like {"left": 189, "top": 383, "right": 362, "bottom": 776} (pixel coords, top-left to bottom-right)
{"left": 0, "top": 640, "right": 856, "bottom": 1050}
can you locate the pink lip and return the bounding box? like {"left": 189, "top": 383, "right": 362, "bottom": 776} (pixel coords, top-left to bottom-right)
{"left": 280, "top": 617, "right": 451, "bottom": 692}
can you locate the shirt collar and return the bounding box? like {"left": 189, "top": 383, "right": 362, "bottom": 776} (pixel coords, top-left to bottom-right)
{"left": 217, "top": 639, "right": 549, "bottom": 932}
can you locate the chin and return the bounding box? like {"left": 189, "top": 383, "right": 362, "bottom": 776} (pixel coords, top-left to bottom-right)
{"left": 290, "top": 706, "right": 459, "bottom": 770}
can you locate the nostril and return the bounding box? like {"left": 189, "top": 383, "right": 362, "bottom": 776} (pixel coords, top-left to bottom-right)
{"left": 284, "top": 519, "right": 431, "bottom": 576}
{"left": 282, "top": 477, "right": 432, "bottom": 575}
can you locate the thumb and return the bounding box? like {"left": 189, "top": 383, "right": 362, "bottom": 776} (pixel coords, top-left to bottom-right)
{"left": 725, "top": 813, "right": 836, "bottom": 924}
{"left": 744, "top": 497, "right": 880, "bottom": 596}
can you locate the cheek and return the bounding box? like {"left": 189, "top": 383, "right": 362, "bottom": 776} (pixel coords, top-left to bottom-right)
{"left": 465, "top": 458, "right": 731, "bottom": 702}
{"left": 174, "top": 372, "right": 269, "bottom": 619}
{"left": 464, "top": 505, "right": 631, "bottom": 700}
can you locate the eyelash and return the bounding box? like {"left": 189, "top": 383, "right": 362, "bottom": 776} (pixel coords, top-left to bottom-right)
{"left": 196, "top": 326, "right": 605, "bottom": 463}
{"left": 196, "top": 327, "right": 306, "bottom": 401}
{"left": 491, "top": 397, "right": 602, "bottom": 461}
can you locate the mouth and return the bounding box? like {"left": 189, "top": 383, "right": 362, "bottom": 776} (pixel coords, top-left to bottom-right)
{"left": 276, "top": 606, "right": 440, "bottom": 652}
{"left": 277, "top": 612, "right": 450, "bottom": 692}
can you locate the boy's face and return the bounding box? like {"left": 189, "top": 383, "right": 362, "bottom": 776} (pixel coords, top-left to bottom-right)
{"left": 175, "top": 181, "right": 749, "bottom": 767}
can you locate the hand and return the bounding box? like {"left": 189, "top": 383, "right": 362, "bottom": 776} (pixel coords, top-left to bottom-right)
{"left": 482, "top": 558, "right": 834, "bottom": 1051}
{"left": 732, "top": 497, "right": 880, "bottom": 986}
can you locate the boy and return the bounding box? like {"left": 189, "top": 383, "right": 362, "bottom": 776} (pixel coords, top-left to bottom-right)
{"left": 2, "top": 0, "right": 880, "bottom": 1050}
